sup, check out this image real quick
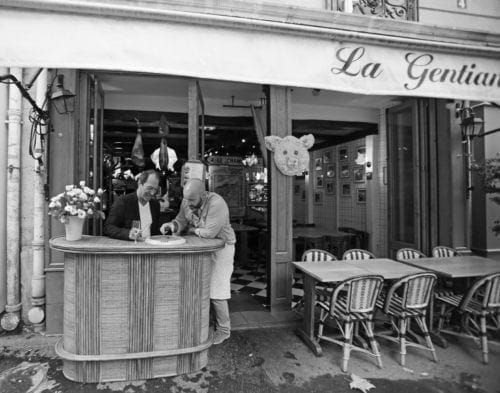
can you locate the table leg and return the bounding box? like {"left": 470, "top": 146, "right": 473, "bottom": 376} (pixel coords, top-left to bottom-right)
{"left": 295, "top": 275, "right": 323, "bottom": 357}
{"left": 428, "top": 295, "right": 448, "bottom": 348}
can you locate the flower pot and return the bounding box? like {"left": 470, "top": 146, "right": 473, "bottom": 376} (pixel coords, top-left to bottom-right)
{"left": 65, "top": 216, "right": 85, "bottom": 241}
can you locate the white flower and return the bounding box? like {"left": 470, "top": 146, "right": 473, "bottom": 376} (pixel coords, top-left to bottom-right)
{"left": 60, "top": 217, "right": 66, "bottom": 223}
{"left": 83, "top": 186, "right": 92, "bottom": 194}
{"left": 77, "top": 209, "right": 86, "bottom": 219}
{"left": 64, "top": 205, "right": 72, "bottom": 212}
{"left": 79, "top": 180, "right": 86, "bottom": 187}
{"left": 79, "top": 193, "right": 88, "bottom": 201}
{"left": 93, "top": 197, "right": 100, "bottom": 203}
{"left": 65, "top": 185, "right": 74, "bottom": 191}
{"left": 70, "top": 206, "right": 78, "bottom": 215}
{"left": 87, "top": 208, "right": 93, "bottom": 215}
{"left": 49, "top": 201, "right": 56, "bottom": 208}
{"left": 88, "top": 189, "right": 95, "bottom": 195}
{"left": 97, "top": 188, "right": 104, "bottom": 196}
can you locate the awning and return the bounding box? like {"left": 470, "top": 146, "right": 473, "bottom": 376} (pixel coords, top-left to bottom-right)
{"left": 1, "top": 5, "right": 499, "bottom": 101}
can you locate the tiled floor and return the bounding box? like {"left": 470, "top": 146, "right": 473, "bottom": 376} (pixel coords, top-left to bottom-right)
{"left": 230, "top": 265, "right": 305, "bottom": 309}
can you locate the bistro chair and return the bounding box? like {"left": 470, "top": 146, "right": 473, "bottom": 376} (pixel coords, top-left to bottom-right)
{"left": 376, "top": 273, "right": 438, "bottom": 366}
{"left": 435, "top": 272, "right": 500, "bottom": 364}
{"left": 432, "top": 246, "right": 459, "bottom": 258}
{"left": 292, "top": 249, "right": 337, "bottom": 310}
{"left": 396, "top": 248, "right": 426, "bottom": 262}
{"left": 342, "top": 249, "right": 376, "bottom": 261}
{"left": 316, "top": 274, "right": 385, "bottom": 372}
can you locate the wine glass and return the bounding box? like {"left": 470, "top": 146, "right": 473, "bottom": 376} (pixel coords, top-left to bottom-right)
{"left": 131, "top": 220, "right": 141, "bottom": 244}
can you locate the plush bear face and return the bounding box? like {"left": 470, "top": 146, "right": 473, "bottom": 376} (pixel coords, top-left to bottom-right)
{"left": 265, "top": 134, "right": 314, "bottom": 176}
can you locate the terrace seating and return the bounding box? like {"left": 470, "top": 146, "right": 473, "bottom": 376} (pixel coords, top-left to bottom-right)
{"left": 342, "top": 248, "right": 376, "bottom": 261}
{"left": 376, "top": 273, "right": 438, "bottom": 366}
{"left": 396, "top": 248, "right": 426, "bottom": 262}
{"left": 432, "top": 246, "right": 459, "bottom": 258}
{"left": 316, "top": 275, "right": 384, "bottom": 372}
{"left": 435, "top": 272, "right": 500, "bottom": 364}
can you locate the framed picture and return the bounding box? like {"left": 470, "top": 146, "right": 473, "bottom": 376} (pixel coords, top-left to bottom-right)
{"left": 323, "top": 151, "right": 331, "bottom": 164}
{"left": 325, "top": 181, "right": 335, "bottom": 195}
{"left": 383, "top": 166, "right": 388, "bottom": 185}
{"left": 315, "top": 157, "right": 322, "bottom": 171}
{"left": 357, "top": 188, "right": 367, "bottom": 203}
{"left": 341, "top": 183, "right": 351, "bottom": 197}
{"left": 316, "top": 174, "right": 324, "bottom": 188}
{"left": 353, "top": 166, "right": 364, "bottom": 183}
{"left": 355, "top": 146, "right": 366, "bottom": 165}
{"left": 326, "top": 164, "right": 336, "bottom": 178}
{"left": 314, "top": 191, "right": 323, "bottom": 205}
{"left": 340, "top": 164, "right": 350, "bottom": 179}
{"left": 339, "top": 146, "right": 348, "bottom": 161}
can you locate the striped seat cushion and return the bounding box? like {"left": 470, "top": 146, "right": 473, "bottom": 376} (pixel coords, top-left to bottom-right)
{"left": 435, "top": 292, "right": 498, "bottom": 315}
{"left": 317, "top": 296, "right": 374, "bottom": 321}
{"left": 376, "top": 293, "right": 423, "bottom": 317}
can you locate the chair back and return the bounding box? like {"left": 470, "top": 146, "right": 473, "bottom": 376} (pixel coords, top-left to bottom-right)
{"left": 461, "top": 272, "right": 500, "bottom": 310}
{"left": 301, "top": 249, "right": 337, "bottom": 262}
{"left": 384, "top": 273, "right": 437, "bottom": 313}
{"left": 330, "top": 275, "right": 384, "bottom": 315}
{"left": 342, "top": 248, "right": 376, "bottom": 260}
{"left": 432, "top": 246, "right": 458, "bottom": 258}
{"left": 396, "top": 248, "right": 426, "bottom": 262}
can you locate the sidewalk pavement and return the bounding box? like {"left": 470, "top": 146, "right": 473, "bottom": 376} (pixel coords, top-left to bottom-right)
{"left": 1, "top": 325, "right": 499, "bottom": 393}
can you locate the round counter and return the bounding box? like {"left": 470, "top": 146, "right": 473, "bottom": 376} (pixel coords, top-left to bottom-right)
{"left": 50, "top": 235, "right": 224, "bottom": 383}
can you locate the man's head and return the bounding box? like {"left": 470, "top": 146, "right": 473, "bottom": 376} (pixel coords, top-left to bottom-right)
{"left": 183, "top": 179, "right": 206, "bottom": 209}
{"left": 137, "top": 170, "right": 160, "bottom": 203}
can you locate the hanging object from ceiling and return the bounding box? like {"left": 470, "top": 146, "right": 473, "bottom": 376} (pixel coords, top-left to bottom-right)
{"left": 265, "top": 134, "right": 314, "bottom": 176}
{"left": 131, "top": 118, "right": 145, "bottom": 167}
{"left": 158, "top": 114, "right": 170, "bottom": 172}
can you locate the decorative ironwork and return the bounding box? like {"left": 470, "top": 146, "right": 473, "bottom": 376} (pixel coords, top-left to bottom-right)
{"left": 338, "top": 0, "right": 417, "bottom": 21}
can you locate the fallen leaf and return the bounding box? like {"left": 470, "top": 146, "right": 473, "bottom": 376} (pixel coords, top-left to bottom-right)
{"left": 349, "top": 374, "right": 375, "bottom": 393}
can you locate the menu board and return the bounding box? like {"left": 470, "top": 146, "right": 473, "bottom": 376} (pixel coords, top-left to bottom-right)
{"left": 208, "top": 163, "right": 246, "bottom": 218}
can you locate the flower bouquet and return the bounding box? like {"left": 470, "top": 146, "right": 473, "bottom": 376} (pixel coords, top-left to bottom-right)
{"left": 48, "top": 181, "right": 105, "bottom": 240}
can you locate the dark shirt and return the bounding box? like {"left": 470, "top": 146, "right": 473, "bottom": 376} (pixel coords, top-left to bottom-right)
{"left": 104, "top": 192, "right": 160, "bottom": 240}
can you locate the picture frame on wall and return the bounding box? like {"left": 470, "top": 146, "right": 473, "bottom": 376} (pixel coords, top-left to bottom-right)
{"left": 341, "top": 183, "right": 351, "bottom": 197}
{"left": 357, "top": 188, "right": 367, "bottom": 203}
{"left": 325, "top": 181, "right": 335, "bottom": 195}
{"left": 353, "top": 166, "right": 364, "bottom": 183}
{"left": 323, "top": 151, "right": 331, "bottom": 164}
{"left": 314, "top": 191, "right": 323, "bottom": 205}
{"left": 340, "top": 164, "right": 350, "bottom": 179}
{"left": 326, "top": 164, "right": 336, "bottom": 178}
{"left": 315, "top": 157, "right": 322, "bottom": 171}
{"left": 316, "top": 174, "right": 324, "bottom": 188}
{"left": 339, "top": 146, "right": 348, "bottom": 161}
{"left": 355, "top": 146, "right": 366, "bottom": 165}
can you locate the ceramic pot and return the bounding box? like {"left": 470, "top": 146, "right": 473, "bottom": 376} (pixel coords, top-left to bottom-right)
{"left": 65, "top": 216, "right": 85, "bottom": 241}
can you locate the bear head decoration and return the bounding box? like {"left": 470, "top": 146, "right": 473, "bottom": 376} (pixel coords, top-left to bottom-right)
{"left": 265, "top": 134, "right": 315, "bottom": 176}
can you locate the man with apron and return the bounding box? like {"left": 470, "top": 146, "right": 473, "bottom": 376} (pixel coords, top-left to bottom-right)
{"left": 161, "top": 179, "right": 236, "bottom": 345}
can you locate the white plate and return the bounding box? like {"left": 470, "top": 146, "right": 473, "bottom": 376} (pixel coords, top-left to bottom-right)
{"left": 145, "top": 235, "right": 186, "bottom": 246}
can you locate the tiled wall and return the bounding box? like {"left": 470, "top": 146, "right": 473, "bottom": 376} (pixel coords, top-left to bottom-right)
{"left": 293, "top": 177, "right": 306, "bottom": 224}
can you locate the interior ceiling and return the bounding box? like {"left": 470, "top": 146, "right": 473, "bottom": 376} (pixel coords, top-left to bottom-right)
{"left": 98, "top": 72, "right": 393, "bottom": 159}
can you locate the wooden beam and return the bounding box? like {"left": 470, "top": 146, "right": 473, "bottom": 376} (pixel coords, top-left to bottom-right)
{"left": 188, "top": 80, "right": 199, "bottom": 160}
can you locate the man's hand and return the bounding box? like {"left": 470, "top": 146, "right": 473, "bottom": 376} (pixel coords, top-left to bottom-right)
{"left": 129, "top": 227, "right": 142, "bottom": 241}
{"left": 160, "top": 222, "right": 176, "bottom": 235}
{"left": 186, "top": 227, "right": 197, "bottom": 235}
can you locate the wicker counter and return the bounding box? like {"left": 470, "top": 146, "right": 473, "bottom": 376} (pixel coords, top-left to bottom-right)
{"left": 50, "top": 235, "right": 224, "bottom": 383}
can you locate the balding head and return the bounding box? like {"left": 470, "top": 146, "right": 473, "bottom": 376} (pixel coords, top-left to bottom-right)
{"left": 183, "top": 179, "right": 206, "bottom": 209}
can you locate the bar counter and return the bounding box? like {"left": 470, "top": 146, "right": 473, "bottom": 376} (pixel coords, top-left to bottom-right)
{"left": 50, "top": 235, "right": 224, "bottom": 383}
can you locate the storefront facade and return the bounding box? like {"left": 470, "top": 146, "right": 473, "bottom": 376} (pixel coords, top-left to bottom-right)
{"left": 0, "top": 0, "right": 499, "bottom": 333}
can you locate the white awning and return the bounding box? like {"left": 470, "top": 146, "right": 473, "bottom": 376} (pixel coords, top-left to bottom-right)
{"left": 1, "top": 6, "right": 499, "bottom": 101}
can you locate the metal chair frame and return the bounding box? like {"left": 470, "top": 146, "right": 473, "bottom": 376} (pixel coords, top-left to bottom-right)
{"left": 432, "top": 246, "right": 459, "bottom": 258}
{"left": 396, "top": 248, "right": 426, "bottom": 262}
{"left": 376, "top": 273, "right": 438, "bottom": 366}
{"left": 436, "top": 272, "right": 500, "bottom": 364}
{"left": 316, "top": 274, "right": 384, "bottom": 372}
{"left": 342, "top": 248, "right": 376, "bottom": 260}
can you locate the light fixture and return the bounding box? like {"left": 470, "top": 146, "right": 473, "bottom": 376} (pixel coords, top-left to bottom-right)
{"left": 457, "top": 104, "right": 484, "bottom": 140}
{"left": 242, "top": 153, "right": 258, "bottom": 167}
{"left": 50, "top": 74, "right": 76, "bottom": 114}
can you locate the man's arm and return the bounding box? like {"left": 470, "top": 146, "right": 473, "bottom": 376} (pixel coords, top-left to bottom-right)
{"left": 194, "top": 198, "right": 227, "bottom": 239}
{"left": 172, "top": 201, "right": 189, "bottom": 234}
{"left": 103, "top": 197, "right": 131, "bottom": 240}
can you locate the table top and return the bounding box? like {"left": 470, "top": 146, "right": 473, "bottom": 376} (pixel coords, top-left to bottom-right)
{"left": 292, "top": 259, "right": 426, "bottom": 283}
{"left": 292, "top": 226, "right": 354, "bottom": 239}
{"left": 50, "top": 235, "right": 225, "bottom": 254}
{"left": 400, "top": 255, "right": 500, "bottom": 278}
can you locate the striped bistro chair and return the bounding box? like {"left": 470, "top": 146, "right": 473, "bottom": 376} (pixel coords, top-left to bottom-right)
{"left": 396, "top": 248, "right": 426, "bottom": 262}
{"left": 317, "top": 275, "right": 385, "bottom": 372}
{"left": 432, "top": 246, "right": 459, "bottom": 258}
{"left": 292, "top": 249, "right": 337, "bottom": 310}
{"left": 435, "top": 272, "right": 500, "bottom": 364}
{"left": 342, "top": 249, "right": 376, "bottom": 261}
{"left": 376, "top": 273, "right": 438, "bottom": 366}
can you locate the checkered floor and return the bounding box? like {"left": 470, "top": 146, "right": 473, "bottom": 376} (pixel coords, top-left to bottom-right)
{"left": 231, "top": 265, "right": 305, "bottom": 308}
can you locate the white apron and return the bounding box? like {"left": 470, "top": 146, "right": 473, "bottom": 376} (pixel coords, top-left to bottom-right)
{"left": 210, "top": 244, "right": 235, "bottom": 299}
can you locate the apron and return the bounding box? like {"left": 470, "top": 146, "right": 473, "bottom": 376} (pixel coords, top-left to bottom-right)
{"left": 210, "top": 244, "right": 235, "bottom": 299}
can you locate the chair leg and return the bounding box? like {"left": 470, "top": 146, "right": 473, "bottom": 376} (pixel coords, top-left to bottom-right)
{"left": 364, "top": 320, "right": 383, "bottom": 369}
{"left": 416, "top": 316, "right": 438, "bottom": 363}
{"left": 317, "top": 309, "right": 326, "bottom": 339}
{"left": 342, "top": 321, "right": 354, "bottom": 373}
{"left": 399, "top": 318, "right": 407, "bottom": 367}
{"left": 480, "top": 315, "right": 488, "bottom": 364}
{"left": 437, "top": 303, "right": 446, "bottom": 332}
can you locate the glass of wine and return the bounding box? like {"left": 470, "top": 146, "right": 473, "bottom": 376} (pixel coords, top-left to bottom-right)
{"left": 131, "top": 220, "right": 141, "bottom": 244}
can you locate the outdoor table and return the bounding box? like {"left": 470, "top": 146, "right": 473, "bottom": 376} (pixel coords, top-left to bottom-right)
{"left": 50, "top": 235, "right": 224, "bottom": 383}
{"left": 232, "top": 223, "right": 259, "bottom": 267}
{"left": 292, "top": 259, "right": 425, "bottom": 356}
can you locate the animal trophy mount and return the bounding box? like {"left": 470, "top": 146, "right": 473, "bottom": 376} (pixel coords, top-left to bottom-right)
{"left": 264, "top": 134, "right": 315, "bottom": 176}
